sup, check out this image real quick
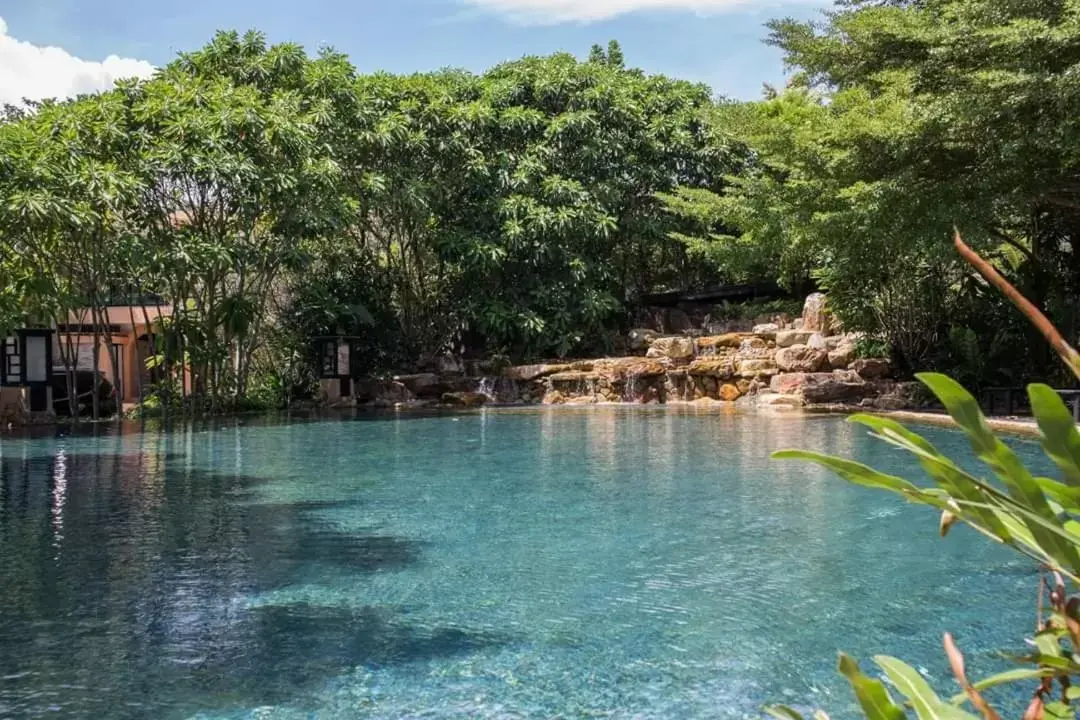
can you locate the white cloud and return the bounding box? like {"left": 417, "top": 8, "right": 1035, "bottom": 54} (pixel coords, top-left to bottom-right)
{"left": 0, "top": 16, "right": 155, "bottom": 106}
{"left": 462, "top": 0, "right": 816, "bottom": 24}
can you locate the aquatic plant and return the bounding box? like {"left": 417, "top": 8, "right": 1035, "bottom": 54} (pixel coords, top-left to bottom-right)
{"left": 771, "top": 232, "right": 1080, "bottom": 720}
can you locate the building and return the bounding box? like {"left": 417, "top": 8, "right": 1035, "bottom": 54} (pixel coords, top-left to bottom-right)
{"left": 55, "top": 296, "right": 171, "bottom": 407}
{"left": 0, "top": 327, "right": 56, "bottom": 420}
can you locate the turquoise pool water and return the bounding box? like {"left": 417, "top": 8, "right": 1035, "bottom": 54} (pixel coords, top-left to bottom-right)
{"left": 0, "top": 407, "right": 1043, "bottom": 718}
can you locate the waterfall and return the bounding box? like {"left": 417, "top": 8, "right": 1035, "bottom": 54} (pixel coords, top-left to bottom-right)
{"left": 478, "top": 376, "right": 497, "bottom": 402}
{"left": 623, "top": 372, "right": 638, "bottom": 403}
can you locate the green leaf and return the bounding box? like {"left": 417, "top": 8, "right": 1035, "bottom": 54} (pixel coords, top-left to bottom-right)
{"left": 874, "top": 656, "right": 979, "bottom": 720}
{"left": 772, "top": 450, "right": 922, "bottom": 495}
{"left": 1002, "top": 652, "right": 1080, "bottom": 673}
{"left": 849, "top": 413, "right": 1014, "bottom": 542}
{"left": 838, "top": 653, "right": 907, "bottom": 720}
{"left": 1044, "top": 700, "right": 1075, "bottom": 719}
{"left": 918, "top": 373, "right": 1080, "bottom": 575}
{"left": 947, "top": 668, "right": 1051, "bottom": 705}
{"left": 1030, "top": 384, "right": 1080, "bottom": 487}
{"left": 1035, "top": 629, "right": 1064, "bottom": 658}
{"left": 1035, "top": 477, "right": 1080, "bottom": 512}
{"left": 765, "top": 706, "right": 806, "bottom": 720}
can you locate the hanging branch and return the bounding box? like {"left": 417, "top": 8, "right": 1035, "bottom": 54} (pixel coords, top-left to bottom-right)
{"left": 954, "top": 229, "right": 1080, "bottom": 381}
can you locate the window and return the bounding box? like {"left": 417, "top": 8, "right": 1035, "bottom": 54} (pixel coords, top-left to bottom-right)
{"left": 320, "top": 339, "right": 339, "bottom": 377}
{"left": 4, "top": 336, "right": 20, "bottom": 384}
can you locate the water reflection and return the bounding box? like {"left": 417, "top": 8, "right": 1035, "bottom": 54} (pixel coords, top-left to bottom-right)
{"left": 0, "top": 429, "right": 505, "bottom": 719}
{"left": 0, "top": 409, "right": 1047, "bottom": 719}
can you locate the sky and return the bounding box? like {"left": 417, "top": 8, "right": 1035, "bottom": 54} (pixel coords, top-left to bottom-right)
{"left": 0, "top": 0, "right": 830, "bottom": 107}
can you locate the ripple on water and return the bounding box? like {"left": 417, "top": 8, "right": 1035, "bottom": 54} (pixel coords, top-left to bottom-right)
{"left": 0, "top": 409, "right": 1046, "bottom": 718}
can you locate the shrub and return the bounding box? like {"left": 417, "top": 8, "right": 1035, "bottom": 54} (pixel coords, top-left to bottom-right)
{"left": 769, "top": 233, "right": 1080, "bottom": 720}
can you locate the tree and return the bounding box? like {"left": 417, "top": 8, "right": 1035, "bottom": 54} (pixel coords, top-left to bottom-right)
{"left": 668, "top": 0, "right": 1080, "bottom": 384}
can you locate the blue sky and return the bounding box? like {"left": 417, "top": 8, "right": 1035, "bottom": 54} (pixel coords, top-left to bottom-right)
{"left": 0, "top": 0, "right": 829, "bottom": 106}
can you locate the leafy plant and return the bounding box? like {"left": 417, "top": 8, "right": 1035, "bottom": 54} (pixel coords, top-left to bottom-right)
{"left": 769, "top": 233, "right": 1080, "bottom": 719}
{"left": 854, "top": 336, "right": 890, "bottom": 361}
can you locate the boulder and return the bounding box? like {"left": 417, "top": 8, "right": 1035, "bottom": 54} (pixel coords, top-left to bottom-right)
{"left": 768, "top": 372, "right": 870, "bottom": 404}
{"left": 736, "top": 378, "right": 753, "bottom": 395}
{"left": 752, "top": 323, "right": 780, "bottom": 340}
{"left": 737, "top": 337, "right": 772, "bottom": 360}
{"left": 736, "top": 359, "right": 778, "bottom": 378}
{"left": 627, "top": 328, "right": 659, "bottom": 351}
{"left": 775, "top": 329, "right": 814, "bottom": 348}
{"left": 594, "top": 357, "right": 666, "bottom": 378}
{"left": 353, "top": 379, "right": 410, "bottom": 405}
{"left": 503, "top": 364, "right": 571, "bottom": 382}
{"left": 828, "top": 343, "right": 857, "bottom": 370}
{"left": 852, "top": 358, "right": 891, "bottom": 380}
{"left": 719, "top": 383, "right": 742, "bottom": 402}
{"left": 646, "top": 337, "right": 696, "bottom": 362}
{"left": 807, "top": 333, "right": 828, "bottom": 350}
{"left": 831, "top": 369, "right": 861, "bottom": 384}
{"left": 696, "top": 333, "right": 747, "bottom": 352}
{"left": 547, "top": 371, "right": 599, "bottom": 384}
{"left": 441, "top": 391, "right": 487, "bottom": 407}
{"left": 542, "top": 390, "right": 567, "bottom": 405}
{"left": 687, "top": 357, "right": 736, "bottom": 379}
{"left": 756, "top": 393, "right": 805, "bottom": 409}
{"left": 775, "top": 345, "right": 829, "bottom": 373}
{"left": 393, "top": 373, "right": 447, "bottom": 398}
{"left": 802, "top": 378, "right": 872, "bottom": 405}
{"left": 865, "top": 380, "right": 926, "bottom": 410}
{"left": 802, "top": 293, "right": 833, "bottom": 333}
{"left": 770, "top": 372, "right": 833, "bottom": 395}
{"left": 566, "top": 395, "right": 599, "bottom": 405}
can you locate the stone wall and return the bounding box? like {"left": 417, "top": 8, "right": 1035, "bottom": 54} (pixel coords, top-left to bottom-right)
{"left": 328, "top": 293, "right": 920, "bottom": 412}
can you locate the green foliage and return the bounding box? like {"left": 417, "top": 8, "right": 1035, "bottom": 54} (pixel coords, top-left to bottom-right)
{"left": 708, "top": 297, "right": 804, "bottom": 324}
{"left": 771, "top": 240, "right": 1080, "bottom": 719}
{"left": 854, "top": 336, "right": 890, "bottom": 361}
{"left": 663, "top": 0, "right": 1080, "bottom": 384}
{"left": 774, "top": 372, "right": 1080, "bottom": 718}
{"left": 1, "top": 31, "right": 743, "bottom": 412}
